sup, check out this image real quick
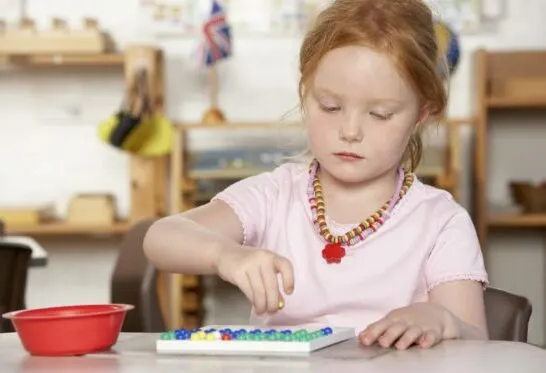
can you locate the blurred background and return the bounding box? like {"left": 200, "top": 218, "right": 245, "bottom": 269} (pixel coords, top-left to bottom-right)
{"left": 1, "top": 0, "right": 546, "bottom": 347}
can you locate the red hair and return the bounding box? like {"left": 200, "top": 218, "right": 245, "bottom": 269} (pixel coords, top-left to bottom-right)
{"left": 299, "top": 0, "right": 447, "bottom": 170}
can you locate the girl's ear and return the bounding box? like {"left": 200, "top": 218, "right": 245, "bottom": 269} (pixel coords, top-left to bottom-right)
{"left": 416, "top": 104, "right": 431, "bottom": 127}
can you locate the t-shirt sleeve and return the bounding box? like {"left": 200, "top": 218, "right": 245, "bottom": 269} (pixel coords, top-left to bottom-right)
{"left": 211, "top": 165, "right": 288, "bottom": 248}
{"left": 425, "top": 209, "right": 489, "bottom": 292}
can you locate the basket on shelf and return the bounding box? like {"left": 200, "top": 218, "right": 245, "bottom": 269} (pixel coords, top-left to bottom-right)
{"left": 510, "top": 181, "right": 546, "bottom": 213}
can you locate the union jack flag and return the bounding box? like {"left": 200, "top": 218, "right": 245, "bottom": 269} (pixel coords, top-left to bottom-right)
{"left": 200, "top": 0, "right": 232, "bottom": 67}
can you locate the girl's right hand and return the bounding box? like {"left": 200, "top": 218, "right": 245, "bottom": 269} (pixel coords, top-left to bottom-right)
{"left": 215, "top": 245, "right": 295, "bottom": 315}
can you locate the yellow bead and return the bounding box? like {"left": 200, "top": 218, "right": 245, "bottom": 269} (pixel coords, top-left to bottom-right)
{"left": 207, "top": 333, "right": 216, "bottom": 341}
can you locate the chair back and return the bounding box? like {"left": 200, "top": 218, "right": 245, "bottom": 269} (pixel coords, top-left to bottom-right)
{"left": 0, "top": 242, "right": 31, "bottom": 333}
{"left": 484, "top": 287, "right": 532, "bottom": 342}
{"left": 110, "top": 219, "right": 165, "bottom": 332}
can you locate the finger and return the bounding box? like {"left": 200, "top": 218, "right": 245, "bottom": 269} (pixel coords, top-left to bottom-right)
{"left": 273, "top": 256, "right": 295, "bottom": 294}
{"left": 377, "top": 322, "right": 409, "bottom": 348}
{"left": 359, "top": 319, "right": 392, "bottom": 346}
{"left": 247, "top": 268, "right": 266, "bottom": 315}
{"left": 235, "top": 273, "right": 254, "bottom": 307}
{"left": 260, "top": 264, "right": 281, "bottom": 314}
{"left": 395, "top": 326, "right": 423, "bottom": 350}
{"left": 419, "top": 330, "right": 441, "bottom": 349}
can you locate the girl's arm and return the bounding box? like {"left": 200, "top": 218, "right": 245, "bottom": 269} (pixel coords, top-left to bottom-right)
{"left": 429, "top": 279, "right": 488, "bottom": 340}
{"left": 143, "top": 200, "right": 245, "bottom": 274}
{"left": 143, "top": 199, "right": 295, "bottom": 315}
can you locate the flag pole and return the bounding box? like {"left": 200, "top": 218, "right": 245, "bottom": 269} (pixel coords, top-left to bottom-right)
{"left": 202, "top": 64, "right": 226, "bottom": 124}
{"left": 200, "top": 0, "right": 229, "bottom": 125}
{"left": 209, "top": 64, "right": 218, "bottom": 108}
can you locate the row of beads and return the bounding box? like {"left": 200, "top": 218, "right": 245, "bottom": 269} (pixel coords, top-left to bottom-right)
{"left": 307, "top": 162, "right": 414, "bottom": 247}
{"left": 160, "top": 327, "right": 334, "bottom": 342}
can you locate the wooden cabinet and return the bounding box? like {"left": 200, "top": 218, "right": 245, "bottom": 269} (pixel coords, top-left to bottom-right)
{"left": 473, "top": 49, "right": 546, "bottom": 251}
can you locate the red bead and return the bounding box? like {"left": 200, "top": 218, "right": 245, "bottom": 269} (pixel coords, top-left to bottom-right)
{"left": 322, "top": 243, "right": 345, "bottom": 264}
{"left": 221, "top": 334, "right": 231, "bottom": 340}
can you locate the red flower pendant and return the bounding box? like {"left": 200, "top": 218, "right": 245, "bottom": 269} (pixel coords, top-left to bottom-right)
{"left": 322, "top": 243, "right": 346, "bottom": 264}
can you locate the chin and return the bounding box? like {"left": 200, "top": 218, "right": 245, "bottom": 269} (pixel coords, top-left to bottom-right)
{"left": 322, "top": 162, "right": 374, "bottom": 184}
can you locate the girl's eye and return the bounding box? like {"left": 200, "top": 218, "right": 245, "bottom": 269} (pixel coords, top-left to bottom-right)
{"left": 319, "top": 103, "right": 340, "bottom": 113}
{"left": 370, "top": 112, "right": 392, "bottom": 120}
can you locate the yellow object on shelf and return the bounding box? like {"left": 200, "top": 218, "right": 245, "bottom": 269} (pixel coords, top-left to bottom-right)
{"left": 67, "top": 194, "right": 116, "bottom": 226}
{"left": 0, "top": 206, "right": 53, "bottom": 225}
{"left": 98, "top": 113, "right": 173, "bottom": 157}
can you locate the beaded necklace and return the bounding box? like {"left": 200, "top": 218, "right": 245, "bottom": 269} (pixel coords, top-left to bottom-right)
{"left": 307, "top": 159, "right": 414, "bottom": 264}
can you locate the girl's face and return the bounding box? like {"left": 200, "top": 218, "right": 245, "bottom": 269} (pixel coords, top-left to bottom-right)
{"left": 304, "top": 45, "right": 425, "bottom": 184}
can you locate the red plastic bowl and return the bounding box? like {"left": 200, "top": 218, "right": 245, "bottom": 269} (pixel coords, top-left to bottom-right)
{"left": 2, "top": 304, "right": 134, "bottom": 356}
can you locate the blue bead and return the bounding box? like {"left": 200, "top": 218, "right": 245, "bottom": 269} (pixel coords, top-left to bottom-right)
{"left": 321, "top": 327, "right": 333, "bottom": 335}
{"left": 281, "top": 329, "right": 292, "bottom": 334}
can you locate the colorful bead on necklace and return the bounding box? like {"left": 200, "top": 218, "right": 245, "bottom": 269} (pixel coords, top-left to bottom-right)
{"left": 307, "top": 160, "right": 413, "bottom": 264}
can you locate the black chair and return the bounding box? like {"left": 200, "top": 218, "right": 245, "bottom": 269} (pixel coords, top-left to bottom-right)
{"left": 0, "top": 242, "right": 32, "bottom": 333}
{"left": 484, "top": 287, "right": 532, "bottom": 342}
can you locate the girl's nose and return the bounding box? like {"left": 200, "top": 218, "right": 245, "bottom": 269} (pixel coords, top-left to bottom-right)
{"left": 339, "top": 115, "right": 363, "bottom": 143}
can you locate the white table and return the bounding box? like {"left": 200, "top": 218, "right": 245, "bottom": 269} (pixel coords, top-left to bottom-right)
{"left": 1, "top": 332, "right": 546, "bottom": 373}
{"left": 0, "top": 236, "right": 48, "bottom": 267}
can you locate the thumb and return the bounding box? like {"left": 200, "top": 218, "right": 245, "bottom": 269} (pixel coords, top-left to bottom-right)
{"left": 274, "top": 255, "right": 295, "bottom": 295}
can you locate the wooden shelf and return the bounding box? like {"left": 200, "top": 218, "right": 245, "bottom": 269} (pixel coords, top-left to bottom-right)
{"left": 6, "top": 220, "right": 131, "bottom": 235}
{"left": 488, "top": 213, "right": 546, "bottom": 228}
{"left": 177, "top": 122, "right": 301, "bottom": 131}
{"left": 0, "top": 53, "right": 124, "bottom": 67}
{"left": 188, "top": 168, "right": 273, "bottom": 180}
{"left": 473, "top": 49, "right": 546, "bottom": 249}
{"left": 488, "top": 97, "right": 546, "bottom": 108}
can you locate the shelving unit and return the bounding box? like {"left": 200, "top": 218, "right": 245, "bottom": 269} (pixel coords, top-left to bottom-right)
{"left": 473, "top": 49, "right": 546, "bottom": 251}
{"left": 166, "top": 116, "right": 470, "bottom": 329}
{"left": 0, "top": 53, "right": 124, "bottom": 67}
{"left": 7, "top": 221, "right": 131, "bottom": 236}
{"left": 1, "top": 46, "right": 167, "bottom": 237}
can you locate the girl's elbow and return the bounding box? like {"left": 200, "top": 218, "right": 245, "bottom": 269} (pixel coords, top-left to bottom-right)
{"left": 142, "top": 219, "right": 165, "bottom": 263}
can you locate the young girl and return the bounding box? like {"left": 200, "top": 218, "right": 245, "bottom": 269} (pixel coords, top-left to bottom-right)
{"left": 144, "top": 0, "right": 488, "bottom": 350}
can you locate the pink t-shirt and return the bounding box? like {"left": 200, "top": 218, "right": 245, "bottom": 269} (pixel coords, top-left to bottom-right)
{"left": 213, "top": 162, "right": 488, "bottom": 332}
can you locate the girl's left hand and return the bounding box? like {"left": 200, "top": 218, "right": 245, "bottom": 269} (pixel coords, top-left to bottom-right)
{"left": 358, "top": 302, "right": 457, "bottom": 350}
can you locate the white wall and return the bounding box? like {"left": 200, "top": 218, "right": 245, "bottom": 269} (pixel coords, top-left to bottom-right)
{"left": 1, "top": 0, "right": 546, "bottom": 345}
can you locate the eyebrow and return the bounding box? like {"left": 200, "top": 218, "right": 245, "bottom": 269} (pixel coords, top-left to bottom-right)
{"left": 312, "top": 87, "right": 344, "bottom": 99}
{"left": 368, "top": 98, "right": 404, "bottom": 106}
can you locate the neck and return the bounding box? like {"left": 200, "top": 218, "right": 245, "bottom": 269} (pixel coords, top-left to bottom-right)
{"left": 317, "top": 163, "right": 400, "bottom": 224}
